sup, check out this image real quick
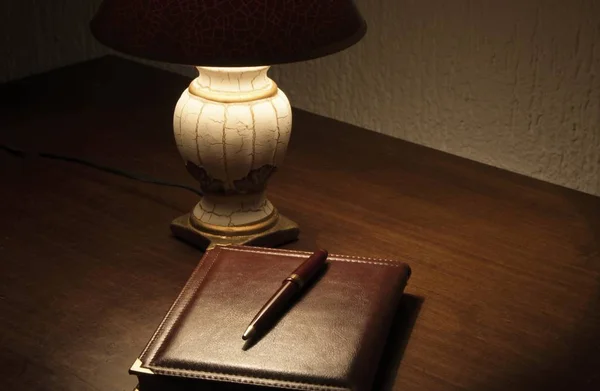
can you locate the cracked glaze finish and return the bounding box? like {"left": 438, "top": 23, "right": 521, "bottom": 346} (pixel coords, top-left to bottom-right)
{"left": 90, "top": 0, "right": 366, "bottom": 66}
{"left": 174, "top": 66, "right": 291, "bottom": 228}
{"left": 193, "top": 194, "right": 275, "bottom": 228}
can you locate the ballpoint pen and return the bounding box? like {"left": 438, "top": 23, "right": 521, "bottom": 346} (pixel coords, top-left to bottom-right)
{"left": 242, "top": 249, "right": 329, "bottom": 343}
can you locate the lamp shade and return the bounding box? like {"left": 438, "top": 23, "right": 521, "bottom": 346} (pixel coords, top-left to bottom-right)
{"left": 90, "top": 0, "right": 366, "bottom": 66}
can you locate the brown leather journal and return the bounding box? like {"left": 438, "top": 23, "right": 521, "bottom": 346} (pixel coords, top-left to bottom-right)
{"left": 130, "top": 246, "right": 411, "bottom": 391}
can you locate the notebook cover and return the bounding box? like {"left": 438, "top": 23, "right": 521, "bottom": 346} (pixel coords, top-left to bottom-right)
{"left": 130, "top": 246, "right": 411, "bottom": 391}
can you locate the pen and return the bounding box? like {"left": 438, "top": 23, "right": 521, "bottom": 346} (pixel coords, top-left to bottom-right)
{"left": 242, "top": 249, "right": 329, "bottom": 342}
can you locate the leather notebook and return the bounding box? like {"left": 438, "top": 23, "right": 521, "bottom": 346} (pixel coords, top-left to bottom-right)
{"left": 130, "top": 246, "right": 411, "bottom": 391}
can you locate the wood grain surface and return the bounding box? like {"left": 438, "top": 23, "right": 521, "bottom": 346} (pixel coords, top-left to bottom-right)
{"left": 1, "top": 56, "right": 599, "bottom": 391}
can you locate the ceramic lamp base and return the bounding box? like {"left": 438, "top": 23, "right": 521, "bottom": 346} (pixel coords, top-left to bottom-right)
{"left": 170, "top": 212, "right": 299, "bottom": 251}
{"left": 171, "top": 65, "right": 297, "bottom": 250}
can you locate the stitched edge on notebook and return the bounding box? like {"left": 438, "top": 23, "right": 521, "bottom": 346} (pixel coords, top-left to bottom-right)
{"left": 224, "top": 246, "right": 410, "bottom": 268}
{"left": 148, "top": 366, "right": 349, "bottom": 391}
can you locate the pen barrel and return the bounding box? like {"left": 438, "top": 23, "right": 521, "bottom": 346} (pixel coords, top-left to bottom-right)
{"left": 288, "top": 249, "right": 328, "bottom": 287}
{"left": 244, "top": 249, "right": 329, "bottom": 341}
{"left": 250, "top": 281, "right": 300, "bottom": 333}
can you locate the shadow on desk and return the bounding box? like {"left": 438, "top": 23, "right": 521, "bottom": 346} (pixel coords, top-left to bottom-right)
{"left": 372, "top": 294, "right": 424, "bottom": 391}
{"left": 474, "top": 288, "right": 600, "bottom": 391}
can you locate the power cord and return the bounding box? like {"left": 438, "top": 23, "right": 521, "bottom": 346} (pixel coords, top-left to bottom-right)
{"left": 1, "top": 143, "right": 203, "bottom": 197}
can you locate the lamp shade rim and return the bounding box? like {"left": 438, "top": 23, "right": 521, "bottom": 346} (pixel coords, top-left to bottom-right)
{"left": 90, "top": 0, "right": 367, "bottom": 66}
{"left": 90, "top": 21, "right": 366, "bottom": 67}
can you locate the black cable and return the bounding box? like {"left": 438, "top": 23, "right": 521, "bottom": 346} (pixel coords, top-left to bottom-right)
{"left": 1, "top": 143, "right": 203, "bottom": 197}
{"left": 1, "top": 144, "right": 26, "bottom": 157}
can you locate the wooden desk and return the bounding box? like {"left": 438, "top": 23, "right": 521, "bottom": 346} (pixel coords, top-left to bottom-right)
{"left": 1, "top": 56, "right": 599, "bottom": 391}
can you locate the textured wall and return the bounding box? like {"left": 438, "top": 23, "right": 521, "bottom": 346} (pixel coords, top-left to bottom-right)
{"left": 2, "top": 0, "right": 599, "bottom": 195}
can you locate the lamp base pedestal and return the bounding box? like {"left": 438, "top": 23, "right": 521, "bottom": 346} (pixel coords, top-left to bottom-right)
{"left": 170, "top": 213, "right": 299, "bottom": 251}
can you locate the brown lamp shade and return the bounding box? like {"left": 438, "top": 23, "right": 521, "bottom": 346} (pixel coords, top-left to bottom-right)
{"left": 90, "top": 0, "right": 366, "bottom": 66}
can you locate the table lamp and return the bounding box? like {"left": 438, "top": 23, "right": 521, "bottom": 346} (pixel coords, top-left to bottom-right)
{"left": 90, "top": 0, "right": 366, "bottom": 250}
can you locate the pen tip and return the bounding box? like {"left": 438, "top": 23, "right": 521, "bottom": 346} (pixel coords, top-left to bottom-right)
{"left": 242, "top": 325, "right": 256, "bottom": 341}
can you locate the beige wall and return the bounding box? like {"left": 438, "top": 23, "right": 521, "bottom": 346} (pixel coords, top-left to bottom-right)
{"left": 2, "top": 0, "right": 599, "bottom": 196}
{"left": 272, "top": 0, "right": 600, "bottom": 196}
